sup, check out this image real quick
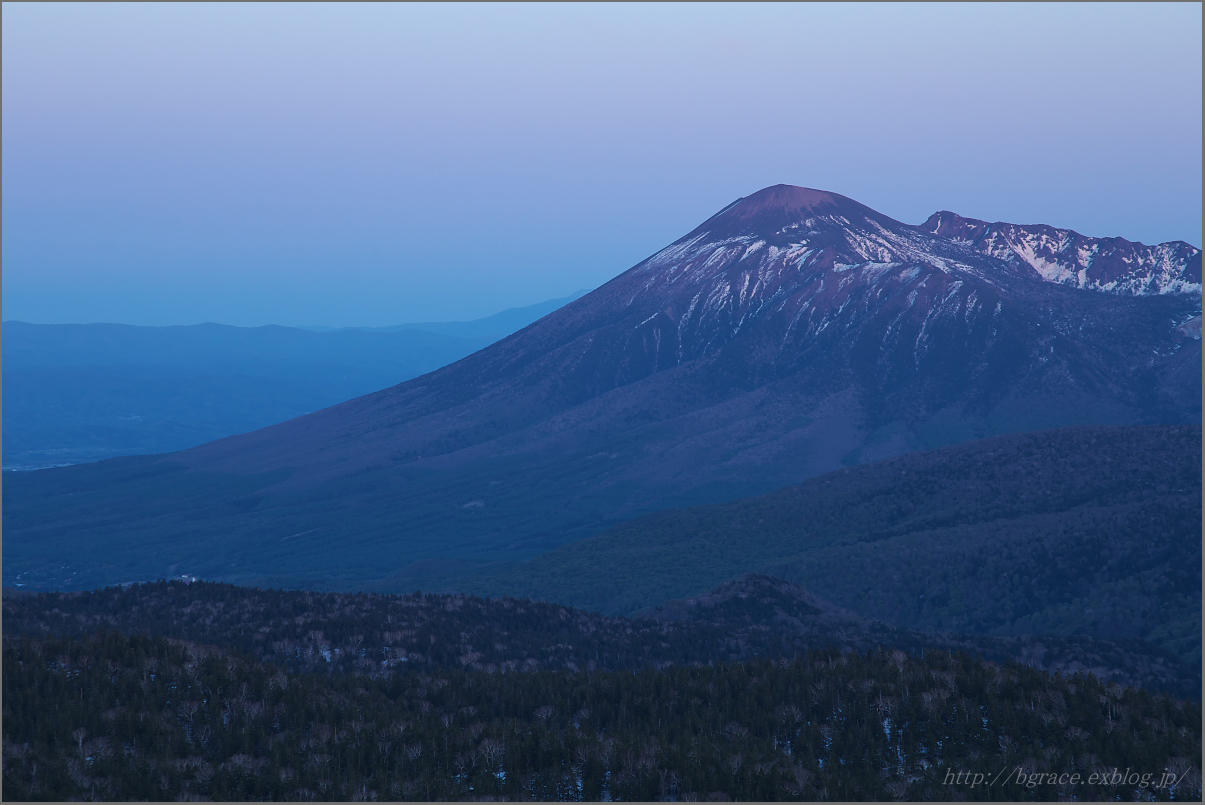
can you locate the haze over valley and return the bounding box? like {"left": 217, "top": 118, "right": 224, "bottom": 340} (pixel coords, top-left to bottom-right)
{"left": 1, "top": 292, "right": 586, "bottom": 471}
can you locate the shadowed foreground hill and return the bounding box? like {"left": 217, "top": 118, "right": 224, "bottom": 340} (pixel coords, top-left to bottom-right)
{"left": 3, "top": 578, "right": 1201, "bottom": 801}
{"left": 5, "top": 575, "right": 1195, "bottom": 696}
{"left": 457, "top": 424, "right": 1202, "bottom": 673}
{"left": 6, "top": 630, "right": 1199, "bottom": 802}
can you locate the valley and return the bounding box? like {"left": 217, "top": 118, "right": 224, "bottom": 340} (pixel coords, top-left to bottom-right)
{"left": 1, "top": 292, "right": 585, "bottom": 471}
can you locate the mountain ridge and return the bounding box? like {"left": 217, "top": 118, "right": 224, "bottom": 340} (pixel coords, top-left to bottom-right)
{"left": 4, "top": 573, "right": 1196, "bottom": 697}
{"left": 920, "top": 209, "right": 1201, "bottom": 296}
{"left": 297, "top": 290, "right": 591, "bottom": 337}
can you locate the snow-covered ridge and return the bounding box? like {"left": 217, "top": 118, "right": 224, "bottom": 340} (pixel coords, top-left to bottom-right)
{"left": 626, "top": 189, "right": 1200, "bottom": 361}
{"left": 638, "top": 208, "right": 1020, "bottom": 297}
{"left": 922, "top": 211, "right": 1202, "bottom": 297}
{"left": 643, "top": 188, "right": 1200, "bottom": 300}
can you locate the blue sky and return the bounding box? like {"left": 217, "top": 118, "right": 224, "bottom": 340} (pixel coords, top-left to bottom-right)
{"left": 3, "top": 2, "right": 1201, "bottom": 327}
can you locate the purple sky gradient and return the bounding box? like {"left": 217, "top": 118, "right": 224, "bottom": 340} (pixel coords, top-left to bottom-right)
{"left": 3, "top": 2, "right": 1201, "bottom": 327}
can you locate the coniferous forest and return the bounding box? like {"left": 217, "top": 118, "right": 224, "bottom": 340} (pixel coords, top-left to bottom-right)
{"left": 3, "top": 582, "right": 1201, "bottom": 801}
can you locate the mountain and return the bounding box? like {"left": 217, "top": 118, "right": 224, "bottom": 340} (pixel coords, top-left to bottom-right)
{"left": 4, "top": 185, "right": 1200, "bottom": 592}
{"left": 456, "top": 424, "right": 1201, "bottom": 673}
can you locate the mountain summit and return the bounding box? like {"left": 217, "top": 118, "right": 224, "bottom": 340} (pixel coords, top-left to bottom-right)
{"left": 682, "top": 184, "right": 876, "bottom": 238}
{"left": 5, "top": 186, "right": 1201, "bottom": 592}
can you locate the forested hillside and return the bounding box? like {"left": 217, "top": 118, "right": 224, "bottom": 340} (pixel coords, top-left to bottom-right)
{"left": 3, "top": 578, "right": 1195, "bottom": 697}
{"left": 4, "top": 630, "right": 1199, "bottom": 801}
{"left": 459, "top": 425, "right": 1202, "bottom": 672}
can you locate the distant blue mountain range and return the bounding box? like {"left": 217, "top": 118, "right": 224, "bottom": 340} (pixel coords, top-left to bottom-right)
{"left": 298, "top": 291, "right": 589, "bottom": 339}
{"left": 2, "top": 291, "right": 588, "bottom": 470}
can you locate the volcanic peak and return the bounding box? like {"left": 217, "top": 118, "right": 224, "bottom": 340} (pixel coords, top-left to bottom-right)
{"left": 684, "top": 184, "right": 883, "bottom": 241}
{"left": 729, "top": 184, "right": 848, "bottom": 215}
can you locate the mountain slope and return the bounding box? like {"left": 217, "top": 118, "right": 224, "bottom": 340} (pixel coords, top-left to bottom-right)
{"left": 4, "top": 186, "right": 1200, "bottom": 591}
{"left": 636, "top": 574, "right": 1197, "bottom": 698}
{"left": 456, "top": 424, "right": 1202, "bottom": 671}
